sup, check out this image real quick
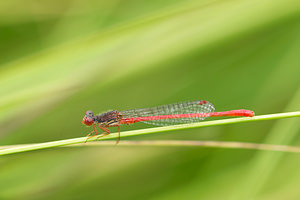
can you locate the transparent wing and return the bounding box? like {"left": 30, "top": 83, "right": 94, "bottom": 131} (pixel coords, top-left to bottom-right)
{"left": 120, "top": 100, "right": 215, "bottom": 126}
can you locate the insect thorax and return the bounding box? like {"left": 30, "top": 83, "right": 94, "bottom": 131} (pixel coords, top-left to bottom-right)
{"left": 94, "top": 110, "right": 121, "bottom": 126}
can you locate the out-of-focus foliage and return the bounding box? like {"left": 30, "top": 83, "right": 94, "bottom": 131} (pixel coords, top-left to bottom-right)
{"left": 0, "top": 0, "right": 300, "bottom": 199}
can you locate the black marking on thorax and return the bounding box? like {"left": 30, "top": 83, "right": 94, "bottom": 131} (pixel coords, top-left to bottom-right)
{"left": 93, "top": 110, "right": 121, "bottom": 126}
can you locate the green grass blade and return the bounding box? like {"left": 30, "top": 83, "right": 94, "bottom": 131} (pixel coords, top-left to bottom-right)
{"left": 0, "top": 111, "right": 299, "bottom": 156}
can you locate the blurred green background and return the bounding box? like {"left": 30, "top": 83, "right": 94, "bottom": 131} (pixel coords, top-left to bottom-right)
{"left": 0, "top": 0, "right": 300, "bottom": 199}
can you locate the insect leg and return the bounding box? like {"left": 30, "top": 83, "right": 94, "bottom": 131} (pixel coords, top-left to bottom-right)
{"left": 95, "top": 126, "right": 111, "bottom": 140}
{"left": 116, "top": 125, "right": 121, "bottom": 145}
{"left": 85, "top": 123, "right": 98, "bottom": 143}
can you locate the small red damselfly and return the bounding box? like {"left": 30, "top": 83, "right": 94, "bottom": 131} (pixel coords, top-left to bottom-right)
{"left": 82, "top": 100, "right": 254, "bottom": 143}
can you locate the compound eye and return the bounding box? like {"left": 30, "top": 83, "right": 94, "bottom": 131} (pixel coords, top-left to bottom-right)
{"left": 82, "top": 117, "right": 93, "bottom": 126}
{"left": 85, "top": 111, "right": 94, "bottom": 117}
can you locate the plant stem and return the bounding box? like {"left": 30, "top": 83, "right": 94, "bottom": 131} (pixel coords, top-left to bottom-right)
{"left": 70, "top": 140, "right": 300, "bottom": 153}
{"left": 3, "top": 140, "right": 299, "bottom": 153}
{"left": 0, "top": 111, "right": 299, "bottom": 156}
